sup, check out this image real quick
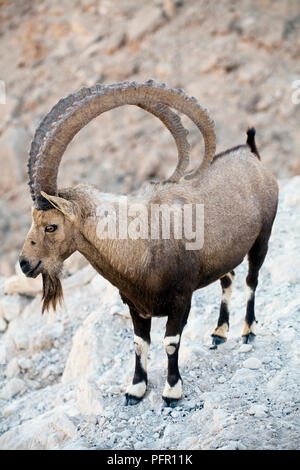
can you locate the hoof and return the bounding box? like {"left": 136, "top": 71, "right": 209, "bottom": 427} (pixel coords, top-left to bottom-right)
{"left": 124, "top": 393, "right": 143, "bottom": 406}
{"left": 242, "top": 332, "right": 256, "bottom": 344}
{"left": 210, "top": 335, "right": 226, "bottom": 349}
{"left": 162, "top": 396, "right": 181, "bottom": 408}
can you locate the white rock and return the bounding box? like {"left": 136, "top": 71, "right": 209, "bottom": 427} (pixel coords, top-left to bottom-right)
{"left": 0, "top": 408, "right": 77, "bottom": 449}
{"left": 51, "top": 412, "right": 77, "bottom": 439}
{"left": 243, "top": 357, "right": 262, "bottom": 369}
{"left": 14, "top": 330, "right": 30, "bottom": 350}
{"left": 0, "top": 344, "right": 7, "bottom": 364}
{"left": 218, "top": 376, "right": 226, "bottom": 383}
{"left": 218, "top": 441, "right": 239, "bottom": 450}
{"left": 248, "top": 404, "right": 267, "bottom": 417}
{"left": 4, "top": 263, "right": 42, "bottom": 296}
{"left": 62, "top": 311, "right": 115, "bottom": 382}
{"left": 63, "top": 264, "right": 95, "bottom": 291}
{"left": 109, "top": 303, "right": 128, "bottom": 317}
{"left": 0, "top": 316, "right": 7, "bottom": 332}
{"left": 0, "top": 377, "right": 26, "bottom": 400}
{"left": 0, "top": 296, "right": 22, "bottom": 321}
{"left": 109, "top": 304, "right": 121, "bottom": 315}
{"left": 2, "top": 401, "right": 19, "bottom": 418}
{"left": 239, "top": 344, "right": 253, "bottom": 353}
{"left": 18, "top": 357, "right": 33, "bottom": 370}
{"left": 231, "top": 368, "right": 257, "bottom": 384}
{"left": 64, "top": 251, "right": 88, "bottom": 275}
{"left": 31, "top": 322, "right": 64, "bottom": 350}
{"left": 76, "top": 375, "right": 104, "bottom": 415}
{"left": 90, "top": 274, "right": 109, "bottom": 295}
{"left": 213, "top": 409, "right": 228, "bottom": 425}
{"left": 5, "top": 357, "right": 20, "bottom": 379}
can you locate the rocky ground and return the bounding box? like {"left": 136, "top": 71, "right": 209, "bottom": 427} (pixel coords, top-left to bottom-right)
{"left": 0, "top": 0, "right": 300, "bottom": 275}
{"left": 0, "top": 176, "right": 299, "bottom": 450}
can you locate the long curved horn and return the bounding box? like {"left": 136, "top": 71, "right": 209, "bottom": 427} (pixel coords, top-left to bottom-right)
{"left": 138, "top": 102, "right": 190, "bottom": 183}
{"left": 28, "top": 97, "right": 191, "bottom": 209}
{"left": 29, "top": 80, "right": 216, "bottom": 209}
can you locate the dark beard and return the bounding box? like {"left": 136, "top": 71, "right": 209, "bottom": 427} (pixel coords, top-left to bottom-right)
{"left": 42, "top": 272, "right": 63, "bottom": 313}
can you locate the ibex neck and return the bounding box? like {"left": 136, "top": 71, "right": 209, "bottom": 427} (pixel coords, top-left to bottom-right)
{"left": 75, "top": 191, "right": 149, "bottom": 297}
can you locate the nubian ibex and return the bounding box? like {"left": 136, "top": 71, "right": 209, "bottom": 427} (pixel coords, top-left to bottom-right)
{"left": 19, "top": 80, "right": 278, "bottom": 406}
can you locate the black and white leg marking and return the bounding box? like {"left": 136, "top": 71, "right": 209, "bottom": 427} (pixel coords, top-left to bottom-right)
{"left": 125, "top": 335, "right": 149, "bottom": 403}
{"left": 162, "top": 334, "right": 182, "bottom": 407}
{"left": 211, "top": 271, "right": 235, "bottom": 349}
{"left": 125, "top": 311, "right": 151, "bottom": 406}
{"left": 242, "top": 284, "right": 257, "bottom": 343}
{"left": 162, "top": 306, "right": 190, "bottom": 408}
{"left": 242, "top": 231, "right": 269, "bottom": 343}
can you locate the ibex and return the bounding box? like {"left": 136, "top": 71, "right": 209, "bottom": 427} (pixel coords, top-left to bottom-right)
{"left": 19, "top": 80, "right": 278, "bottom": 407}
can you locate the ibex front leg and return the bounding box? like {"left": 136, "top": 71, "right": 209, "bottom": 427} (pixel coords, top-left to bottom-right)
{"left": 125, "top": 309, "right": 151, "bottom": 406}
{"left": 162, "top": 310, "right": 189, "bottom": 407}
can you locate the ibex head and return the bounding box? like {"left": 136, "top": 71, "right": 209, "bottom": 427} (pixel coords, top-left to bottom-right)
{"left": 19, "top": 80, "right": 216, "bottom": 312}
{"left": 19, "top": 193, "right": 78, "bottom": 312}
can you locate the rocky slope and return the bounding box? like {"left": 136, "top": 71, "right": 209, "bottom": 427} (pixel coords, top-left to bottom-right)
{"left": 0, "top": 176, "right": 299, "bottom": 450}
{"left": 0, "top": 0, "right": 300, "bottom": 275}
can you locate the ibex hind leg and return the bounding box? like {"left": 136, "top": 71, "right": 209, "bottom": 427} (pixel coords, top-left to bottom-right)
{"left": 242, "top": 230, "right": 270, "bottom": 344}
{"left": 210, "top": 271, "right": 235, "bottom": 349}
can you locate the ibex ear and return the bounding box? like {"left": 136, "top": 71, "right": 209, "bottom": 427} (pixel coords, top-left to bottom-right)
{"left": 40, "top": 191, "right": 76, "bottom": 221}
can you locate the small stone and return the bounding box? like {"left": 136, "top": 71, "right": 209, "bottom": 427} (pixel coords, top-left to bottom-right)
{"left": 134, "top": 441, "right": 145, "bottom": 450}
{"left": 213, "top": 409, "right": 228, "bottom": 424}
{"left": 243, "top": 357, "right": 262, "bottom": 369}
{"left": 14, "top": 331, "right": 29, "bottom": 350}
{"left": 4, "top": 267, "right": 42, "bottom": 296}
{"left": 262, "top": 356, "right": 272, "bottom": 364}
{"left": 248, "top": 404, "right": 267, "bottom": 417}
{"left": 109, "top": 305, "right": 121, "bottom": 316}
{"left": 45, "top": 322, "right": 64, "bottom": 340}
{"left": 239, "top": 344, "right": 253, "bottom": 353}
{"left": 5, "top": 357, "right": 20, "bottom": 379}
{"left": 218, "top": 441, "right": 238, "bottom": 450}
{"left": 0, "top": 317, "right": 7, "bottom": 332}
{"left": 0, "top": 296, "right": 22, "bottom": 322}
{"left": 231, "top": 367, "right": 257, "bottom": 384}
{"left": 2, "top": 401, "right": 19, "bottom": 418}
{"left": 0, "top": 378, "right": 26, "bottom": 400}
{"left": 237, "top": 442, "right": 248, "bottom": 450}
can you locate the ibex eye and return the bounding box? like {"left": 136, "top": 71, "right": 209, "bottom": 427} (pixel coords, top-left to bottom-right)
{"left": 45, "top": 224, "right": 57, "bottom": 233}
